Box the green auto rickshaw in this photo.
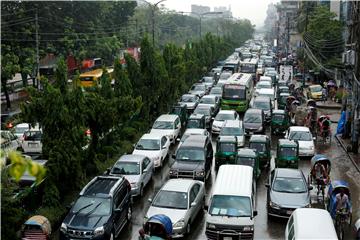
[249,135,271,168]
[277,86,289,99]
[275,139,299,169]
[215,136,238,170]
[278,92,290,110]
[187,114,206,129]
[170,103,188,127]
[271,110,290,135]
[236,148,261,179]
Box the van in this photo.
[285,208,337,240]
[205,165,257,240]
[150,114,181,144]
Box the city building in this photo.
[191,4,210,16]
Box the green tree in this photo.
[114,59,132,97]
[124,54,141,98]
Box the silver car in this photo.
[110,154,154,197]
[145,179,205,238]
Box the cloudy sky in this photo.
[146,0,280,28]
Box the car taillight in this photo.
[7,122,13,129]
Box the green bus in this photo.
[221,73,253,113]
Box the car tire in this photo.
[186,223,191,235]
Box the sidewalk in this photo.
[335,134,360,173]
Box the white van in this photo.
[285,208,337,240]
[150,114,181,144]
[205,165,257,240]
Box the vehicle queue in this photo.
[5,38,354,240]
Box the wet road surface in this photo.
[121,110,360,240]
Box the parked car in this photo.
[199,95,220,115]
[285,126,315,157]
[60,175,132,240]
[109,154,153,197]
[189,83,207,97]
[219,120,245,148]
[150,114,181,144]
[266,168,312,218]
[132,133,170,168]
[145,179,205,238]
[209,87,223,99]
[169,135,213,181]
[178,94,199,113]
[212,110,240,134]
[193,105,214,129]
[21,127,43,155]
[244,108,265,136]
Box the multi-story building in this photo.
[191,4,211,16]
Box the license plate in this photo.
[286,210,293,215]
[224,237,232,240]
[28,143,39,148]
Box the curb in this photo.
[335,134,360,173]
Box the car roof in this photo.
[196,104,212,110]
[162,179,198,192]
[291,209,337,239]
[189,114,205,120]
[223,120,242,128]
[237,148,257,157]
[117,154,146,163]
[278,138,297,146]
[218,135,237,142]
[289,126,310,132]
[258,81,271,85]
[180,135,208,148]
[246,108,262,114]
[217,110,236,115]
[249,134,269,142]
[257,88,274,94]
[15,123,30,128]
[181,94,196,98]
[275,168,303,178]
[140,133,163,140]
[310,84,322,88]
[254,96,270,102]
[155,114,178,122]
[273,109,286,114]
[201,95,216,99]
[184,128,207,135]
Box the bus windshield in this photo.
[223,85,245,100]
[241,64,256,73]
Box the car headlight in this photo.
[130,182,138,188]
[243,226,254,231]
[173,219,185,228]
[258,126,263,131]
[93,226,104,237]
[269,201,281,209]
[196,170,205,176]
[207,223,216,229]
[60,223,67,233]
[169,169,178,175]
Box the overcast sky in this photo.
[146,0,280,28]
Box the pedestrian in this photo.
[322,87,327,103]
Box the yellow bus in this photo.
[79,68,114,87]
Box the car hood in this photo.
[146,206,187,225]
[172,160,204,171]
[189,90,204,96]
[270,190,309,208]
[206,213,254,226]
[123,174,140,185]
[244,122,262,130]
[133,149,160,159]
[296,140,314,149]
[180,102,196,108]
[150,129,174,136]
[63,212,110,230]
[212,120,225,128]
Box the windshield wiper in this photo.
[74,203,94,214]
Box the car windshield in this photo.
[311,86,322,92]
[279,146,297,156]
[200,98,215,104]
[72,196,111,216]
[273,114,285,122]
[244,113,262,123]
[152,190,188,209]
[171,107,182,115]
[191,85,205,91]
[153,121,174,129]
[15,127,28,134]
[176,149,204,161]
[210,88,222,95]
[259,93,274,100]
[181,95,196,102]
[257,83,271,89]
[219,142,236,152]
[24,131,42,141]
[253,101,270,110]
[289,131,312,141]
[203,77,213,83]
[273,177,307,193]
[111,161,140,175]
[180,133,203,143]
[194,108,210,116]
[136,139,160,150]
[215,113,235,121]
[236,157,255,167]
[221,127,243,136]
[210,195,251,217]
[187,119,202,128]
[223,86,245,100]
[250,142,266,152]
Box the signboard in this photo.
[280,65,293,82]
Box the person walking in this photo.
[322,87,328,103]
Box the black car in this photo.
[169,135,213,181]
[243,108,265,136]
[266,168,312,218]
[60,175,132,240]
[193,105,215,129]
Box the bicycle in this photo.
[315,177,326,203]
[335,210,349,240]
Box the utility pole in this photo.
[35,9,40,90]
[286,16,290,59]
[303,4,309,87]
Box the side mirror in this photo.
[143,169,148,174]
[265,183,270,188]
[114,208,122,213]
[308,186,313,190]
[148,198,152,203]
[253,210,258,217]
[190,202,197,207]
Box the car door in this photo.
[267,170,275,206]
[160,136,169,160]
[142,157,152,186]
[190,183,202,217]
[114,185,130,234]
[174,117,181,138]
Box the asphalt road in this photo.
[120,107,360,240]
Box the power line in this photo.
[1,18,35,27]
[1,8,37,17]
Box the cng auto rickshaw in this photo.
[170,104,188,127]
[271,110,290,135]
[249,135,271,168]
[275,139,299,169]
[277,86,289,99]
[215,136,238,170]
[236,148,261,179]
[186,114,206,129]
[278,92,290,110]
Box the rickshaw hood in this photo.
[146,207,186,226]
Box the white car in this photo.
[259,76,272,85]
[285,126,315,157]
[21,127,43,154]
[219,120,245,147]
[255,81,273,95]
[212,110,240,134]
[13,123,31,141]
[150,114,181,144]
[133,133,170,168]
[255,88,275,105]
[177,128,210,149]
[145,179,205,238]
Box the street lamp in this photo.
[140,0,167,46]
[179,11,223,38]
